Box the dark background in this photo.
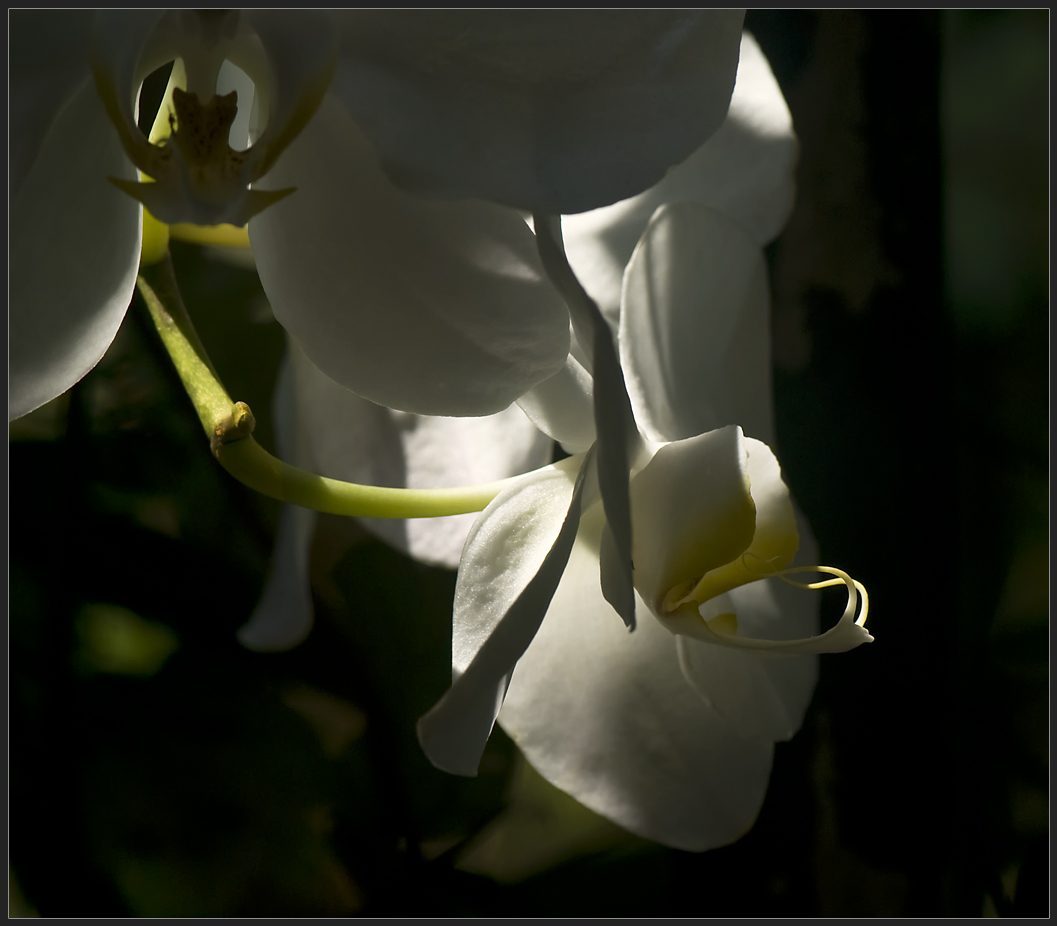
[9,11,1048,916]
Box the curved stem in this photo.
[137,257,563,518]
[216,437,529,518]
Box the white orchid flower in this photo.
[240,30,796,650]
[415,200,872,852]
[10,9,745,423]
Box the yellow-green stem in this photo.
[136,257,542,518]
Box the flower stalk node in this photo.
[210,400,256,458]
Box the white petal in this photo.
[620,202,775,445]
[287,341,552,569]
[516,352,596,453]
[332,11,744,213]
[676,509,820,742]
[499,505,774,852]
[562,31,796,322]
[451,466,579,676]
[9,10,93,199]
[9,78,141,420]
[239,349,317,651]
[418,460,584,775]
[250,93,570,417]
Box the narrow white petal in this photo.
[10,79,140,420]
[499,506,774,852]
[621,202,775,445]
[286,341,552,569]
[532,213,639,629]
[562,31,797,322]
[250,94,569,417]
[418,459,585,775]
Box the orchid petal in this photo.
[10,79,141,420]
[516,352,596,453]
[676,509,820,741]
[418,455,588,775]
[498,504,774,852]
[621,202,775,445]
[9,10,93,199]
[562,31,796,322]
[249,93,570,417]
[331,11,744,214]
[286,341,552,569]
[239,349,316,651]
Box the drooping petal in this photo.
[239,348,317,651]
[9,9,94,199]
[286,340,552,569]
[9,79,141,420]
[629,425,757,617]
[675,508,820,742]
[498,504,774,852]
[238,500,317,651]
[418,456,587,775]
[620,202,775,445]
[331,11,744,214]
[562,31,796,323]
[533,214,640,629]
[249,93,570,417]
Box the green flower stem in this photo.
[136,256,543,518]
[217,437,520,518]
[137,256,230,437]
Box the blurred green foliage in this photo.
[9,11,1047,917]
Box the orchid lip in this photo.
[660,556,873,656]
